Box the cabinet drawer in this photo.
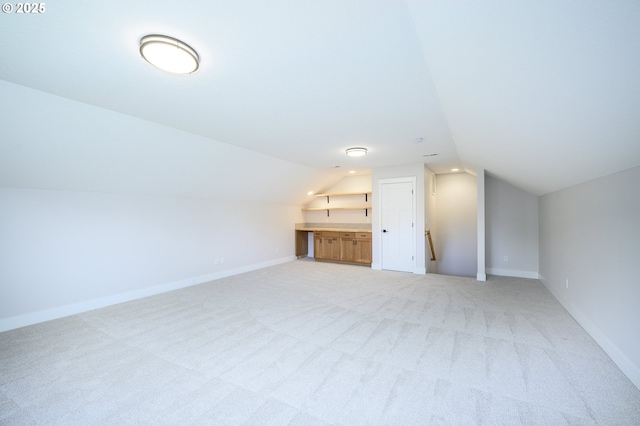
[356,233,371,239]
[314,231,339,238]
[340,232,354,238]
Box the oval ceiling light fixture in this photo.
[139,34,199,74]
[346,147,368,157]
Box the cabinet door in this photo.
[354,238,372,264]
[314,232,326,259]
[354,233,372,264]
[340,235,355,262]
[315,232,340,261]
[326,237,341,261]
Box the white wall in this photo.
[486,174,539,278]
[318,174,372,195]
[539,166,640,390]
[0,188,301,331]
[435,172,477,277]
[0,81,337,331]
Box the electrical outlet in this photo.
[503,256,509,262]
[220,257,224,264]
[214,258,219,265]
[566,278,569,289]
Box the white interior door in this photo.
[380,180,415,272]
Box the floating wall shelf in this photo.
[314,192,371,203]
[302,192,372,217]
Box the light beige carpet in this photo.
[1,260,639,425]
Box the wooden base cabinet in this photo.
[314,231,341,261]
[340,233,356,263]
[315,231,371,265]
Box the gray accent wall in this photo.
[435,172,477,277]
[486,174,539,278]
[539,166,640,389]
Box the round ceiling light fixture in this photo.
[139,34,200,74]
[345,147,368,157]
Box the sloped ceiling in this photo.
[1,0,639,198]
[0,81,338,205]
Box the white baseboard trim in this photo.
[486,268,539,279]
[477,273,487,281]
[0,255,296,333]
[539,274,640,391]
[369,262,420,274]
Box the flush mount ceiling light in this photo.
[139,34,199,74]
[345,147,368,157]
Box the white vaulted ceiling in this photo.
[1,0,639,198]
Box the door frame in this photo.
[375,176,417,273]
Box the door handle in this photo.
[382,229,389,233]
